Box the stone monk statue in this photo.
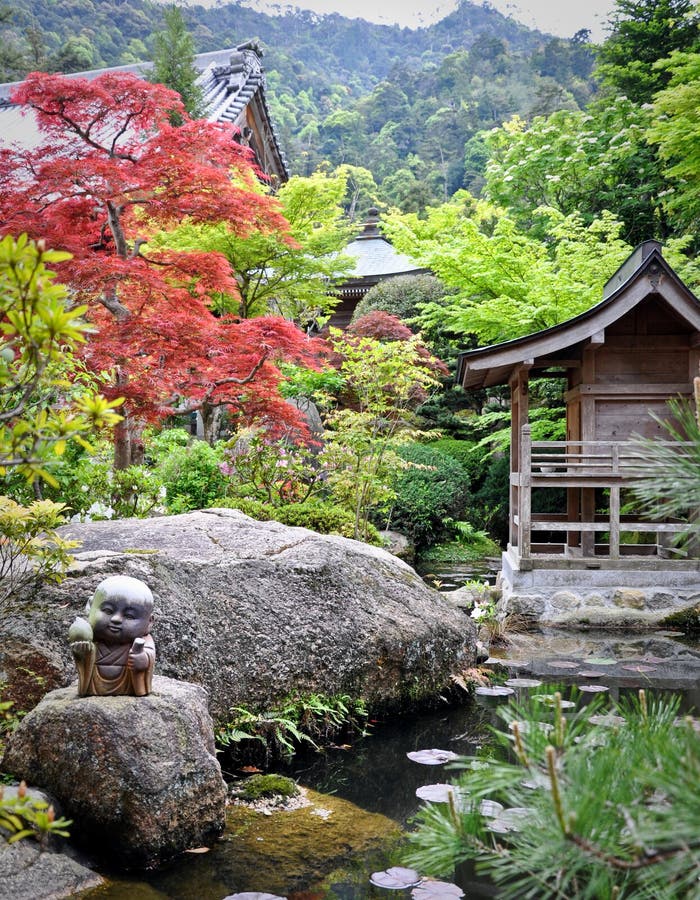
[69,575,156,697]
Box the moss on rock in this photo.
[660,603,700,634]
[222,787,403,895]
[235,774,299,801]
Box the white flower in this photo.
[80,484,89,492]
[87,501,114,520]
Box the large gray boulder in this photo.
[1,509,475,719]
[2,677,227,869]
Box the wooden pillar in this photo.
[520,423,532,560]
[580,344,597,557]
[509,365,531,551]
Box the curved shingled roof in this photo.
[342,208,423,280]
[456,241,700,389]
[0,42,288,181]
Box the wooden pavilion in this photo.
[456,241,700,616]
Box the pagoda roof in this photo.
[342,208,425,280]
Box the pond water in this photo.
[87,629,700,900]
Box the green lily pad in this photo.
[585,657,617,665]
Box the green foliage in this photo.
[418,523,500,566]
[0,234,122,483]
[483,100,671,245]
[385,198,634,344]
[217,693,369,762]
[278,363,345,406]
[0,497,78,613]
[351,274,451,327]
[659,603,700,634]
[234,773,299,802]
[148,5,204,121]
[407,688,700,898]
[429,438,484,487]
[648,51,700,240]
[220,427,321,505]
[159,439,228,512]
[0,781,72,847]
[382,443,470,550]
[594,0,700,104]
[321,328,441,541]
[212,497,382,545]
[471,454,510,545]
[155,170,354,326]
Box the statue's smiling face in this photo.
[90,594,153,645]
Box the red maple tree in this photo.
[0,71,320,466]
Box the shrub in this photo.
[351,274,450,325]
[0,497,78,613]
[471,454,510,545]
[213,498,382,545]
[407,689,700,899]
[382,443,470,549]
[159,440,228,512]
[217,693,369,762]
[429,438,485,487]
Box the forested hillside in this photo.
[0,0,595,208]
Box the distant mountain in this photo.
[0,0,596,209]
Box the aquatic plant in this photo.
[406,688,700,898]
[217,693,370,762]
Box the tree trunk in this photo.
[201,402,224,445]
[113,417,132,470]
[113,415,145,469]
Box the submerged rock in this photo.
[2,509,476,719]
[2,677,227,869]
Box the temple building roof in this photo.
[0,42,288,182]
[456,241,700,390]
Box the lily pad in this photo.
[509,720,553,735]
[224,894,286,900]
[412,880,464,899]
[535,695,576,708]
[585,657,617,665]
[589,714,626,727]
[620,664,656,673]
[406,749,459,765]
[639,655,666,664]
[415,783,455,803]
[475,685,515,697]
[547,660,579,669]
[578,684,609,693]
[479,798,504,817]
[577,670,605,678]
[370,867,422,889]
[486,806,532,833]
[504,678,543,688]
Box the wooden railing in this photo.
[511,426,694,561]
